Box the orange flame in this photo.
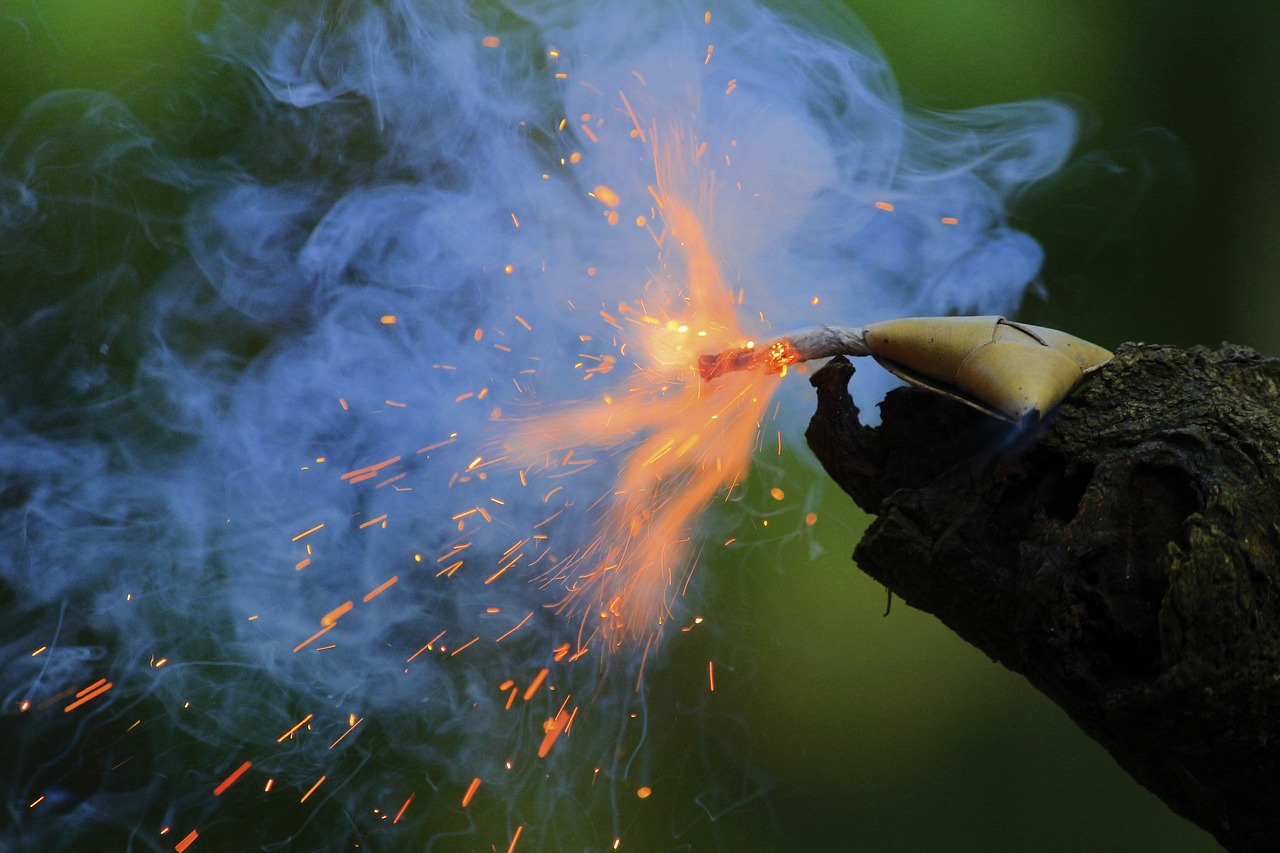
[507,128,778,650]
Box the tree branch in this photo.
[804,343,1280,852]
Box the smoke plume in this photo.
[0,0,1075,849]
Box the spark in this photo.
[537,709,572,757]
[289,622,330,648]
[64,679,113,712]
[708,660,716,692]
[462,777,481,807]
[875,200,894,211]
[341,455,401,483]
[362,575,398,602]
[358,514,388,529]
[291,523,325,541]
[941,216,959,225]
[393,792,415,824]
[508,826,525,853]
[592,185,620,207]
[523,668,549,700]
[329,717,363,749]
[277,713,313,742]
[495,612,533,642]
[321,601,353,626]
[375,471,406,488]
[175,830,199,852]
[380,315,397,324]
[213,761,253,796]
[417,435,457,454]
[299,775,326,803]
[482,35,500,48]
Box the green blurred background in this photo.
[6,0,1273,849]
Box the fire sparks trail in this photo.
[508,128,782,650]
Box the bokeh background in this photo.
[5,0,1273,849]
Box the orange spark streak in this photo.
[537,710,571,758]
[213,761,252,796]
[508,825,524,853]
[321,601,353,626]
[329,717,363,749]
[417,436,457,454]
[64,681,113,712]
[175,829,199,852]
[523,668,549,700]
[341,455,401,481]
[76,678,106,696]
[277,714,313,742]
[292,624,334,653]
[618,91,645,141]
[292,523,325,541]
[294,557,311,571]
[393,792,415,824]
[708,660,715,692]
[461,777,481,807]
[496,612,533,642]
[363,576,398,602]
[359,514,388,529]
[450,637,479,656]
[300,775,326,803]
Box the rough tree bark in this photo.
[804,343,1280,853]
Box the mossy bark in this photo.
[804,343,1280,852]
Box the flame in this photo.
[507,127,779,650]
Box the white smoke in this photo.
[0,0,1075,849]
